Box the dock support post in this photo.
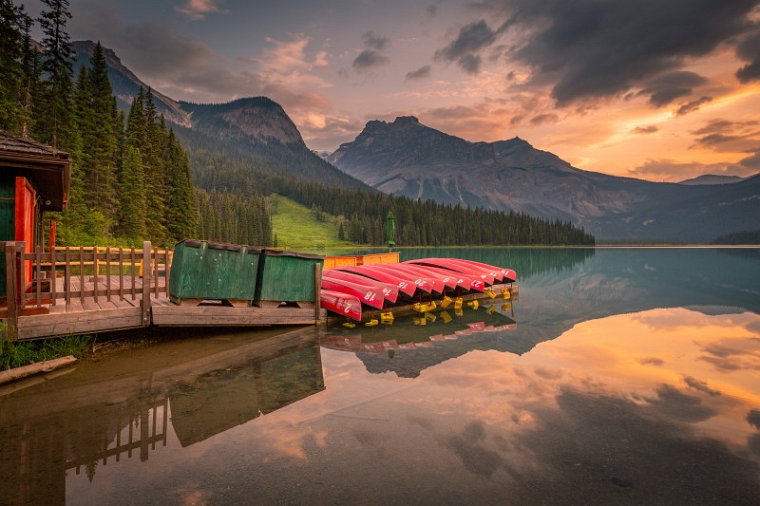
[4,242,19,340]
[314,262,322,324]
[141,241,152,327]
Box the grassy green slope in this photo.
[270,195,355,249]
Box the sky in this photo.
[23,0,760,181]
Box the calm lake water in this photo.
[2,247,760,505]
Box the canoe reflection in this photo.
[321,303,518,378]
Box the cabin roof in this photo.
[0,130,70,211]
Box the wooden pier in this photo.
[1,241,326,341]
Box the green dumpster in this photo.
[254,249,324,305]
[170,240,261,303]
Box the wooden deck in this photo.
[2,241,325,341]
[12,274,324,340]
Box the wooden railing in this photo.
[2,241,172,340]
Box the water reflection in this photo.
[1,248,759,504]
[0,332,324,506]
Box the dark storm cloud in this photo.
[639,71,708,107]
[631,125,658,135]
[735,28,760,82]
[691,118,760,152]
[647,384,717,422]
[747,409,760,430]
[453,0,757,105]
[405,65,432,80]
[683,376,722,396]
[434,19,497,73]
[529,113,557,125]
[458,53,482,74]
[352,49,390,72]
[362,31,389,51]
[675,96,712,116]
[740,151,760,169]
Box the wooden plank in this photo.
[164,249,170,295]
[35,244,41,308]
[4,242,18,340]
[65,246,70,304]
[93,247,99,304]
[79,246,85,304]
[17,306,144,339]
[151,305,326,327]
[141,242,151,326]
[106,246,111,302]
[153,247,159,298]
[119,248,124,300]
[51,245,56,306]
[314,262,321,322]
[130,247,136,300]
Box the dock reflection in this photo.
[0,332,324,506]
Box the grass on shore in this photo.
[270,194,356,249]
[0,331,93,371]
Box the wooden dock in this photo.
[1,241,325,341]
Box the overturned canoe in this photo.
[335,265,425,297]
[321,275,386,310]
[322,269,399,303]
[320,289,362,321]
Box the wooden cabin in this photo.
[0,131,70,298]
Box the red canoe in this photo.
[399,264,459,290]
[369,264,446,294]
[408,258,496,285]
[405,264,485,292]
[336,265,425,297]
[446,258,517,283]
[321,276,386,310]
[360,263,443,294]
[322,269,399,303]
[320,289,362,321]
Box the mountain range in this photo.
[329,117,760,242]
[72,40,760,243]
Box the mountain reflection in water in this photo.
[0,248,758,505]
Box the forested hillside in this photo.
[0,1,197,246]
[190,149,595,246]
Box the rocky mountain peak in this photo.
[179,97,305,146]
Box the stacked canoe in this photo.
[320,258,517,321]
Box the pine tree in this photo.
[0,0,27,133]
[163,129,197,242]
[116,146,146,240]
[37,0,73,148]
[82,41,118,217]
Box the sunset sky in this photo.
[25,0,760,181]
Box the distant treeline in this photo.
[196,189,273,246]
[189,149,596,246]
[712,229,760,245]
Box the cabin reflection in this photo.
[0,333,324,506]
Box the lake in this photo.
[1,247,759,505]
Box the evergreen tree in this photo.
[116,146,146,240]
[37,0,73,148]
[0,0,27,133]
[163,129,197,241]
[82,42,118,216]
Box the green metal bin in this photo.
[254,249,324,304]
[170,240,261,303]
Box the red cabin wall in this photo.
[14,176,36,287]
